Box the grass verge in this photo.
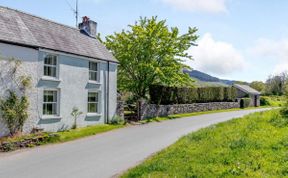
[122,109,288,178]
[52,124,124,143]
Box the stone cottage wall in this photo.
[138,101,240,120]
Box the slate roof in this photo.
[0,6,117,63]
[233,84,261,95]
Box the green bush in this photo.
[110,115,126,125]
[260,95,285,107]
[0,91,29,136]
[149,85,237,104]
[260,97,270,106]
[240,98,251,108]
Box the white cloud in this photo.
[250,38,288,74]
[186,33,246,75]
[160,0,228,13]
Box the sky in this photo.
[1,0,288,82]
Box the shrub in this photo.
[0,91,29,136]
[240,98,251,108]
[71,107,83,129]
[110,115,126,125]
[260,97,270,106]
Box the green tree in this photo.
[265,72,287,95]
[104,17,198,99]
[250,81,265,92]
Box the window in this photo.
[89,62,98,81]
[88,92,99,113]
[43,90,58,115]
[44,54,57,78]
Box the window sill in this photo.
[41,115,62,120]
[88,80,101,85]
[41,76,61,82]
[86,113,102,117]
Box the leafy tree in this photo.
[104,17,198,99]
[250,81,265,92]
[265,72,287,95]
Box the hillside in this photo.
[184,69,246,86]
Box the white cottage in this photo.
[0,6,118,137]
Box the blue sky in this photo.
[1,0,288,82]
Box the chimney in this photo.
[78,16,97,38]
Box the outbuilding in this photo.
[233,84,261,107]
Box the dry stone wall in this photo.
[138,100,240,120]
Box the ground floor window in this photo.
[43,90,58,115]
[88,91,99,113]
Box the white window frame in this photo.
[89,61,100,83]
[43,54,58,78]
[87,91,100,114]
[43,89,60,116]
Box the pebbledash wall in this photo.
[138,100,240,120]
[0,43,117,137]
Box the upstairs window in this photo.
[43,90,59,115]
[89,62,98,82]
[88,92,99,113]
[44,54,58,78]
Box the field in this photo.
[122,109,288,178]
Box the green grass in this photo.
[261,95,285,107]
[122,109,288,178]
[140,106,270,124]
[54,124,124,143]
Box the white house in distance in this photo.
[0,6,118,137]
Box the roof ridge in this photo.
[0,6,80,32]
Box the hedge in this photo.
[240,98,251,108]
[149,85,237,105]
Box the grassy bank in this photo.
[122,109,288,178]
[53,124,124,143]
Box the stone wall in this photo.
[116,100,125,119]
[138,101,240,120]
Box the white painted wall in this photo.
[0,43,39,137]
[0,43,118,137]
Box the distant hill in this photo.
[184,69,244,86]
